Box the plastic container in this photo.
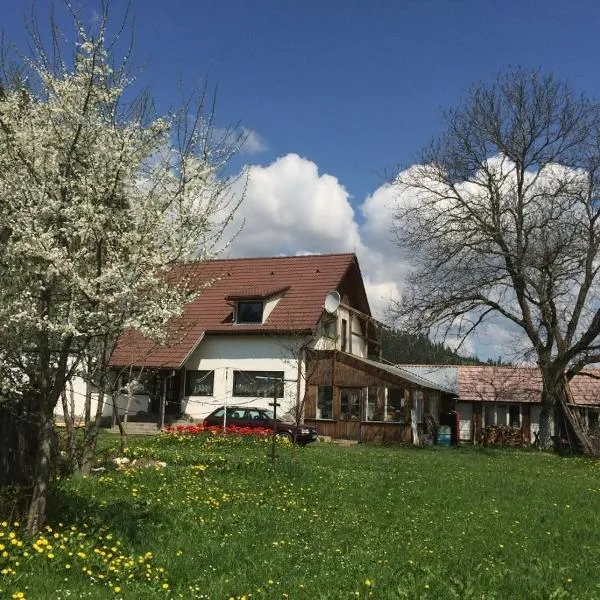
[437,425,451,447]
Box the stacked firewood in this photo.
[480,425,524,447]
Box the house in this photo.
[389,365,600,445]
[58,252,599,446]
[54,253,456,439]
[303,353,456,443]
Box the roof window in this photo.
[236,301,263,324]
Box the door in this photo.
[337,388,362,440]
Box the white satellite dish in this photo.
[324,290,341,314]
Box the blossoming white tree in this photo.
[0,5,242,532]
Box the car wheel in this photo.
[276,431,293,442]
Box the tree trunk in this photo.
[538,360,565,450]
[80,388,105,475]
[114,396,128,454]
[26,404,54,534]
[60,383,77,470]
[538,397,554,450]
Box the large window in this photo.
[233,370,284,397]
[236,301,263,324]
[185,370,214,396]
[340,388,361,421]
[316,386,333,419]
[484,404,495,427]
[365,387,406,422]
[484,404,521,427]
[366,387,384,421]
[387,388,405,422]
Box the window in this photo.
[589,409,599,430]
[364,387,406,422]
[413,389,424,423]
[185,370,214,396]
[387,388,405,422]
[120,371,156,396]
[341,318,348,351]
[496,405,508,427]
[316,386,333,419]
[508,404,521,428]
[246,408,269,423]
[366,387,384,421]
[340,388,361,420]
[233,370,284,397]
[322,316,336,338]
[484,404,521,427]
[236,301,263,324]
[227,407,246,419]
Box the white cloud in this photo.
[222,153,514,360]
[240,128,268,155]
[212,126,268,156]
[227,153,362,257]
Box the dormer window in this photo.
[236,301,263,324]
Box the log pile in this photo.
[480,425,524,447]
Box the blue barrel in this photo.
[437,425,451,447]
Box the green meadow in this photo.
[2,432,600,599]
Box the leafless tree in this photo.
[392,69,600,449]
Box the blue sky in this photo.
[3,0,600,359]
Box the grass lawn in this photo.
[2,433,600,599]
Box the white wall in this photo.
[336,306,368,357]
[53,376,90,423]
[53,379,149,423]
[182,334,307,421]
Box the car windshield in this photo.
[263,409,283,422]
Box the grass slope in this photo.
[3,434,600,599]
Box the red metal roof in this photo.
[111,253,366,368]
[457,366,600,406]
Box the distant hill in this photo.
[380,329,494,365]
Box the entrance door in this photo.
[337,388,362,440]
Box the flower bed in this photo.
[162,424,272,437]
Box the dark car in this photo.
[202,405,318,445]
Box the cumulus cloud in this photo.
[221,152,505,359]
[226,153,363,257]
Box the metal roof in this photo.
[355,356,457,394]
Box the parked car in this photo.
[202,405,318,445]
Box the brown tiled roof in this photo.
[110,253,366,368]
[225,286,291,300]
[457,366,600,406]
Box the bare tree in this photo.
[392,69,600,449]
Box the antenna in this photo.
[324,291,341,314]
